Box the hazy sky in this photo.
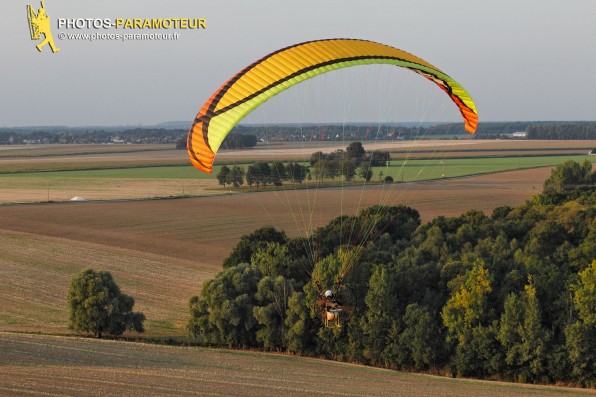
[3,0,596,127]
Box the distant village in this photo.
[0,121,594,145]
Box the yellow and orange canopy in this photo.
[188,38,478,173]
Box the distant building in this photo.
[502,131,527,139]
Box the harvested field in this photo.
[1,332,593,397]
[0,175,219,203]
[0,167,555,263]
[0,230,215,336]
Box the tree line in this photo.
[216,161,311,188]
[216,142,392,188]
[4,121,595,146]
[526,122,596,140]
[213,121,596,140]
[188,160,596,387]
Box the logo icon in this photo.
[27,1,60,53]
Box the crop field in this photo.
[1,333,593,397]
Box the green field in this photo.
[0,154,591,181]
[382,155,594,181]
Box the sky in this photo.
[2,0,596,127]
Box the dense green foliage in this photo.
[68,269,145,338]
[188,161,596,386]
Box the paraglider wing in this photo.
[187,38,478,173]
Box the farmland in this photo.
[0,139,595,395]
[0,140,594,203]
[1,332,593,397]
[0,166,573,336]
[0,140,594,337]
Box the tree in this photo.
[253,275,295,350]
[442,260,492,342]
[223,227,288,268]
[498,282,549,382]
[346,142,366,164]
[323,159,340,180]
[187,263,262,348]
[565,260,596,386]
[217,165,230,187]
[228,165,245,188]
[312,160,326,182]
[572,260,596,326]
[543,160,593,194]
[251,241,301,280]
[340,159,357,181]
[368,150,390,167]
[246,164,257,187]
[284,292,317,354]
[441,260,501,376]
[270,161,287,186]
[286,162,309,183]
[310,151,325,166]
[358,161,373,182]
[67,269,145,338]
[254,161,271,187]
[398,304,442,370]
[361,266,399,366]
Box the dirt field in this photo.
[1,333,593,397]
[0,167,553,263]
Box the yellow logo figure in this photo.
[27,1,60,53]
